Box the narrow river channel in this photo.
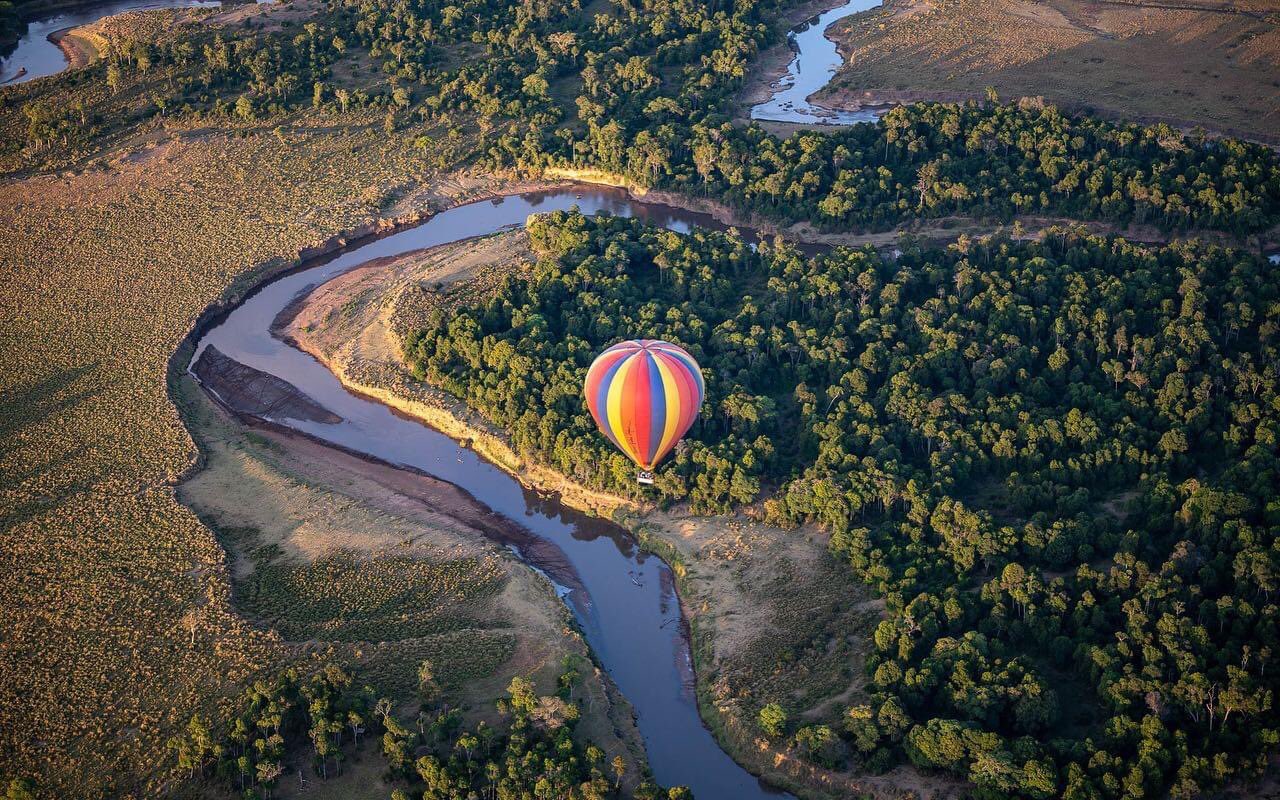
[750,0,883,125]
[172,0,890,794]
[191,188,793,799]
[1,0,224,84]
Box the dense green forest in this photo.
[11,0,1280,235]
[406,211,1279,798]
[0,1,23,58]
[163,660,682,799]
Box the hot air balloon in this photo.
[583,339,705,484]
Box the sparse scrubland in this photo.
[822,0,1280,142]
[0,109,480,795]
[1,0,1278,795]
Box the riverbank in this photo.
[265,218,964,799]
[173,360,653,792]
[737,0,885,125]
[49,25,95,70]
[817,0,1280,146]
[551,168,1280,254]
[738,0,849,110]
[0,0,262,86]
[0,107,565,794]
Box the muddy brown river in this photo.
[190,187,794,798]
[178,0,895,791]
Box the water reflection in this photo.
[0,0,282,84]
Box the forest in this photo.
[161,659,683,800]
[405,211,1279,798]
[4,0,1278,796]
[13,0,1280,236]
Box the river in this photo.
[750,0,883,125]
[1,0,222,85]
[191,187,795,799]
[165,0,888,794]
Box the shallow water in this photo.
[2,0,222,85]
[192,187,791,799]
[750,0,883,125]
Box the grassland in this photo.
[174,373,647,774]
[278,227,963,799]
[0,87,621,793]
[820,0,1280,141]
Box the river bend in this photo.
[2,0,227,85]
[750,0,883,125]
[191,188,791,799]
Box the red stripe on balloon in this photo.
[632,352,653,466]
[619,351,643,465]
[584,347,631,429]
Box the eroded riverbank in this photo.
[183,186,813,798]
[173,360,653,792]
[747,0,886,125]
[177,166,1274,796]
[0,0,222,83]
[255,202,948,799]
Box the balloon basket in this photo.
[636,470,655,485]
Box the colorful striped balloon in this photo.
[583,339,705,471]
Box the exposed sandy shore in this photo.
[174,166,1273,798]
[174,368,652,788]
[192,345,340,423]
[735,0,883,119]
[268,222,965,799]
[49,26,95,70]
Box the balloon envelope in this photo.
[583,339,705,471]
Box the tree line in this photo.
[15,0,1280,237]
[405,211,1279,798]
[165,658,686,799]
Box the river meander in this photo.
[168,0,895,793]
[750,0,883,125]
[191,187,794,799]
[2,0,222,84]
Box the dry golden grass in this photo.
[822,0,1280,140]
[174,378,643,761]
[0,118,467,795]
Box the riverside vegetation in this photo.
[6,0,1280,235]
[159,659,668,800]
[2,0,1279,796]
[405,211,1280,798]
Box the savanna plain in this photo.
[1,0,1279,798]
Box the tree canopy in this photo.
[407,211,1280,798]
